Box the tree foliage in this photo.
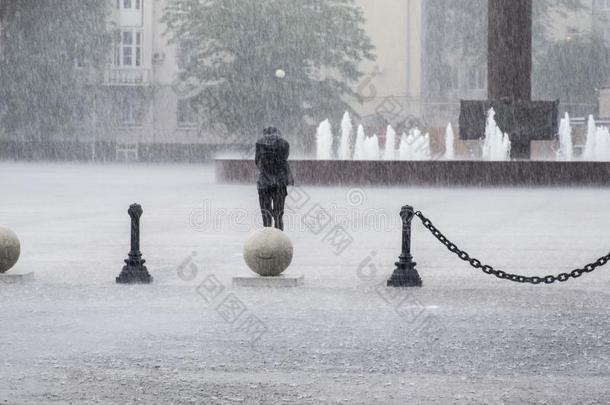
[534,36,610,105]
[0,0,110,141]
[163,0,375,139]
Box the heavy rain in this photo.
[1,0,609,403]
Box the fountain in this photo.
[217,110,610,186]
[398,133,411,161]
[481,109,511,161]
[595,127,610,161]
[583,115,597,161]
[557,113,574,162]
[316,119,333,160]
[583,115,610,162]
[399,128,431,161]
[363,134,380,161]
[339,112,353,161]
[444,123,455,160]
[383,125,397,161]
[353,125,366,161]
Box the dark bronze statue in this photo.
[255,127,294,231]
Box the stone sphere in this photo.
[244,228,293,277]
[0,226,20,274]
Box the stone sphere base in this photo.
[243,228,293,277]
[0,226,20,274]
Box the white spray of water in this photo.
[582,115,610,161]
[583,115,597,161]
[383,125,397,161]
[399,133,409,160]
[339,111,353,160]
[557,112,574,162]
[417,130,432,160]
[482,109,511,161]
[399,128,431,160]
[353,125,366,160]
[316,119,333,160]
[363,134,380,160]
[594,127,610,161]
[444,123,455,160]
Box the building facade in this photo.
[99,0,231,160]
[352,0,424,132]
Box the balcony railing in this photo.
[103,67,151,86]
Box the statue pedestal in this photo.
[233,274,304,288]
[459,99,559,159]
[0,271,35,284]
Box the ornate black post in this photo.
[116,204,153,284]
[387,206,422,287]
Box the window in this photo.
[117,94,145,126]
[467,66,486,90]
[123,32,133,65]
[114,30,142,67]
[72,46,87,68]
[177,99,199,127]
[440,65,459,92]
[117,0,140,9]
[136,32,141,66]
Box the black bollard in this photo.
[116,204,153,284]
[387,205,423,287]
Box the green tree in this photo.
[163,0,375,140]
[534,36,610,106]
[0,0,110,141]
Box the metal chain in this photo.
[414,211,610,285]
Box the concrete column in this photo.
[487,0,532,101]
